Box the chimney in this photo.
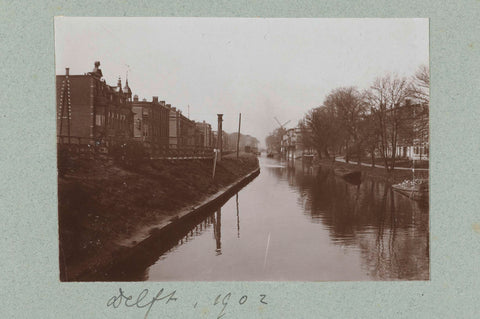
[133,95,139,102]
[172,107,176,111]
[167,104,171,108]
[152,96,158,103]
[142,98,147,102]
[65,68,70,76]
[160,101,165,106]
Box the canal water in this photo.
[115,156,429,281]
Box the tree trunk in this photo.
[355,137,361,166]
[345,140,349,163]
[391,122,398,171]
[316,147,322,159]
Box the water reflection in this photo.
[213,208,222,255]
[100,156,428,281]
[267,160,429,280]
[236,194,240,238]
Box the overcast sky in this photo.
[55,18,428,147]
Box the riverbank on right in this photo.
[315,157,429,185]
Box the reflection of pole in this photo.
[236,113,241,159]
[236,193,240,238]
[389,187,397,257]
[217,114,223,162]
[214,208,222,255]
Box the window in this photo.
[95,114,104,126]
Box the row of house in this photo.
[56,62,215,156]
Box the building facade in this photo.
[131,95,170,155]
[57,61,255,158]
[56,65,132,148]
[195,121,214,149]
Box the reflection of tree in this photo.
[288,162,429,280]
[356,189,429,280]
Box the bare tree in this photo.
[367,74,411,171]
[358,108,380,167]
[408,65,430,105]
[305,106,340,159]
[297,119,314,156]
[323,87,366,163]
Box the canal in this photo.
[110,156,429,281]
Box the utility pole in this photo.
[217,114,223,162]
[236,113,241,159]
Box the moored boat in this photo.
[392,179,428,201]
[334,168,361,179]
[334,168,362,184]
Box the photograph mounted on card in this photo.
[55,17,429,281]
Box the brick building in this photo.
[168,105,180,148]
[195,121,213,149]
[56,63,132,148]
[169,106,197,149]
[180,113,196,149]
[131,95,170,155]
[395,102,429,160]
[57,61,228,158]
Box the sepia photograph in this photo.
[55,17,429,281]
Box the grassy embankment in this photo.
[315,157,429,184]
[58,152,258,281]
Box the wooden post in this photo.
[236,113,241,159]
[217,114,223,162]
[212,149,218,179]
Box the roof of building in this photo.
[123,79,132,95]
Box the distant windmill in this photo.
[274,116,291,129]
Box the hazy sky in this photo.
[55,18,428,146]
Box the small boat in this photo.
[334,168,362,184]
[392,104,429,202]
[392,179,428,201]
[334,168,361,179]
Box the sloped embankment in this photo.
[58,154,259,281]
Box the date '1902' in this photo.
[107,288,268,319]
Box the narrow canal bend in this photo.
[110,156,429,281]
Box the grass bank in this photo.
[58,152,259,281]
